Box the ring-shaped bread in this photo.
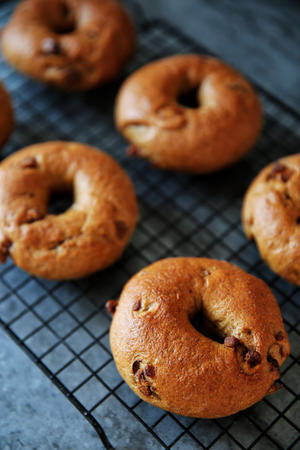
[0,141,138,279]
[110,257,289,418]
[115,54,262,173]
[1,0,135,90]
[243,154,300,285]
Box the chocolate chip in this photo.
[281,172,290,182]
[267,354,279,369]
[0,235,11,263]
[266,161,292,182]
[20,157,38,169]
[22,209,44,224]
[296,217,300,225]
[115,220,128,239]
[275,331,284,341]
[245,350,261,367]
[224,336,240,348]
[132,360,141,374]
[42,38,61,55]
[144,364,155,378]
[105,299,118,315]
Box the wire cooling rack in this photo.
[0,1,300,449]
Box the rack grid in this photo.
[0,2,299,449]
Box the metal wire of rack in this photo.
[0,1,299,449]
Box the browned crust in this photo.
[0,141,138,279]
[0,81,13,149]
[110,257,289,418]
[242,154,300,286]
[1,0,136,90]
[115,54,262,174]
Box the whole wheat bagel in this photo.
[1,0,135,90]
[0,81,13,149]
[243,154,300,285]
[115,54,262,174]
[0,141,138,279]
[109,257,289,418]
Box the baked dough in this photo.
[243,154,300,285]
[1,0,135,90]
[115,54,262,173]
[110,257,289,418]
[0,81,13,149]
[0,141,138,279]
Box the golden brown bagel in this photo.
[1,0,135,90]
[243,154,300,285]
[0,141,138,279]
[115,54,262,174]
[0,81,13,149]
[110,257,289,418]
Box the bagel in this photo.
[0,141,138,279]
[109,257,289,418]
[0,81,13,149]
[243,154,300,285]
[115,54,262,174]
[1,0,135,90]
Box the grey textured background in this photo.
[135,0,300,112]
[1,1,299,449]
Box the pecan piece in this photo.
[105,299,118,315]
[245,350,261,367]
[138,370,146,383]
[132,299,141,311]
[224,336,240,348]
[42,38,61,55]
[275,331,284,341]
[138,384,152,397]
[144,364,155,378]
[20,157,38,169]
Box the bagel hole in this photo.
[177,86,199,109]
[52,21,76,34]
[48,190,73,215]
[191,311,224,344]
[51,3,76,35]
